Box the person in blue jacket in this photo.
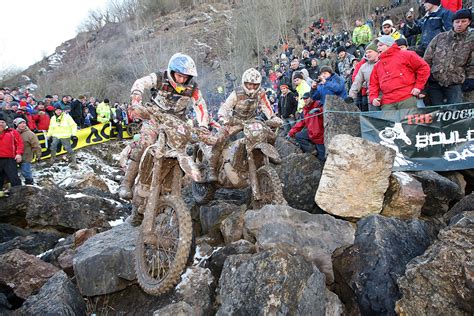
[311,66,347,105]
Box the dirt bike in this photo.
[191,117,287,209]
[131,103,211,296]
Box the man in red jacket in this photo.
[441,0,462,13]
[0,113,24,187]
[369,35,430,110]
[287,92,325,161]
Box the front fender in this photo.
[252,143,282,164]
[177,155,204,183]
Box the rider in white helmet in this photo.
[120,53,211,224]
[207,68,281,181]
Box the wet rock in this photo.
[217,250,326,315]
[412,171,463,216]
[323,95,361,148]
[396,212,474,316]
[0,249,59,299]
[444,193,474,224]
[0,185,113,232]
[274,136,303,158]
[244,205,355,284]
[176,266,214,314]
[73,223,138,296]
[58,171,110,192]
[220,210,245,244]
[315,134,395,219]
[275,153,323,213]
[325,289,344,316]
[16,271,86,315]
[154,301,194,315]
[0,224,28,243]
[208,240,256,279]
[332,215,436,315]
[0,230,62,256]
[199,201,244,235]
[382,172,425,219]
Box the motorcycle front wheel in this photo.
[135,196,192,296]
[251,165,287,209]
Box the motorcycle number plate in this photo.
[249,123,263,131]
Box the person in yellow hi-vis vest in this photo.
[47,104,78,168]
[96,98,111,124]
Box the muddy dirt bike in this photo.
[131,103,212,296]
[191,116,287,209]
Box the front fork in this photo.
[247,148,269,202]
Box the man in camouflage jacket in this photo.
[424,9,473,105]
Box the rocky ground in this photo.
[0,98,473,315]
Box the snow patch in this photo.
[65,193,89,199]
[109,217,124,227]
[36,248,54,258]
[393,172,413,186]
[58,238,65,242]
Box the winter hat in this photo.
[104,98,110,103]
[320,66,334,75]
[54,103,63,110]
[382,19,394,27]
[13,117,26,127]
[10,101,19,107]
[365,41,378,52]
[336,46,346,54]
[452,9,472,21]
[302,92,311,99]
[424,0,440,5]
[395,38,408,47]
[376,35,395,47]
[293,72,304,80]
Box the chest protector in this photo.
[150,71,197,120]
[232,86,261,120]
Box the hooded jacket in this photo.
[17,126,42,162]
[369,44,430,105]
[288,100,324,144]
[0,127,24,158]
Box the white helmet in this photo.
[241,68,262,96]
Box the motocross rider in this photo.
[119,53,211,222]
[208,67,282,181]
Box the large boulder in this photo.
[176,266,214,315]
[323,95,361,148]
[154,302,194,315]
[274,136,303,158]
[0,249,59,300]
[396,212,474,315]
[199,201,244,235]
[244,205,355,284]
[411,171,463,216]
[208,239,257,279]
[382,172,425,219]
[275,153,323,213]
[0,230,62,256]
[58,171,110,192]
[16,271,86,315]
[0,223,28,243]
[217,250,326,315]
[315,134,395,219]
[0,185,115,232]
[73,223,138,296]
[332,215,436,315]
[444,193,474,223]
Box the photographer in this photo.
[311,66,348,105]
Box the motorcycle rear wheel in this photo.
[251,165,287,209]
[135,196,192,295]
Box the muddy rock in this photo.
[244,205,355,284]
[396,212,474,315]
[275,153,323,213]
[73,223,138,296]
[323,95,361,148]
[16,271,86,315]
[332,215,436,315]
[0,249,59,300]
[217,250,326,315]
[382,172,425,219]
[220,210,245,244]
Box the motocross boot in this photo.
[207,131,228,182]
[129,205,144,227]
[118,160,139,200]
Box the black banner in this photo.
[360,103,474,171]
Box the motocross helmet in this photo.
[241,68,262,97]
[167,53,198,94]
